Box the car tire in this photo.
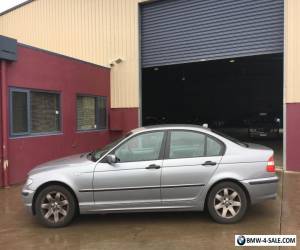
[35,185,77,228]
[207,182,248,224]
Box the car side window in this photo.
[114,131,164,162]
[206,136,223,156]
[169,131,205,159]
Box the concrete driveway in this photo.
[0,172,299,250]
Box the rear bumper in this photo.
[241,176,279,204]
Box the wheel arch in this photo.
[204,178,251,210]
[32,181,79,215]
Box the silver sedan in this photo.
[22,125,279,227]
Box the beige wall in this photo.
[0,0,148,108]
[285,0,300,103]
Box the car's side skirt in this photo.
[80,205,201,214]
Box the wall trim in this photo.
[0,0,33,16]
[18,43,110,70]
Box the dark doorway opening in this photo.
[142,53,283,166]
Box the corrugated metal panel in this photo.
[285,0,300,103]
[141,0,284,68]
[0,0,148,108]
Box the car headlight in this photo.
[25,177,33,187]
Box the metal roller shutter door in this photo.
[141,0,284,68]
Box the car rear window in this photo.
[212,130,248,148]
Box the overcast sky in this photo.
[0,0,28,14]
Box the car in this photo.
[247,112,281,138]
[22,124,279,227]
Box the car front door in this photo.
[92,131,166,211]
[161,130,224,207]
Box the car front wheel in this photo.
[207,182,248,223]
[35,185,76,227]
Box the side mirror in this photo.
[106,154,118,164]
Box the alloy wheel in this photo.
[214,188,242,219]
[40,191,69,223]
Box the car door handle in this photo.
[202,161,217,166]
[146,164,161,169]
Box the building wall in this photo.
[1,0,300,172]
[285,0,300,172]
[3,44,138,185]
[285,0,300,103]
[0,65,3,187]
[286,104,300,172]
[0,0,147,109]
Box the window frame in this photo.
[165,129,226,160]
[9,87,62,138]
[76,94,108,132]
[102,130,168,163]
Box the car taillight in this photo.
[266,155,275,172]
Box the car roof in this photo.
[131,124,211,133]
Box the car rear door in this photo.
[92,130,166,210]
[161,130,224,207]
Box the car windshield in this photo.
[87,132,132,162]
[212,130,248,147]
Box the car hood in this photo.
[28,153,92,176]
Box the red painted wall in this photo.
[110,108,139,132]
[0,65,3,187]
[3,45,139,185]
[286,103,300,172]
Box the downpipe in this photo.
[1,60,9,188]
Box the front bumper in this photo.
[21,186,35,214]
[241,176,279,204]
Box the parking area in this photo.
[0,172,299,250]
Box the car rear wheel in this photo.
[35,185,76,228]
[207,182,248,223]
